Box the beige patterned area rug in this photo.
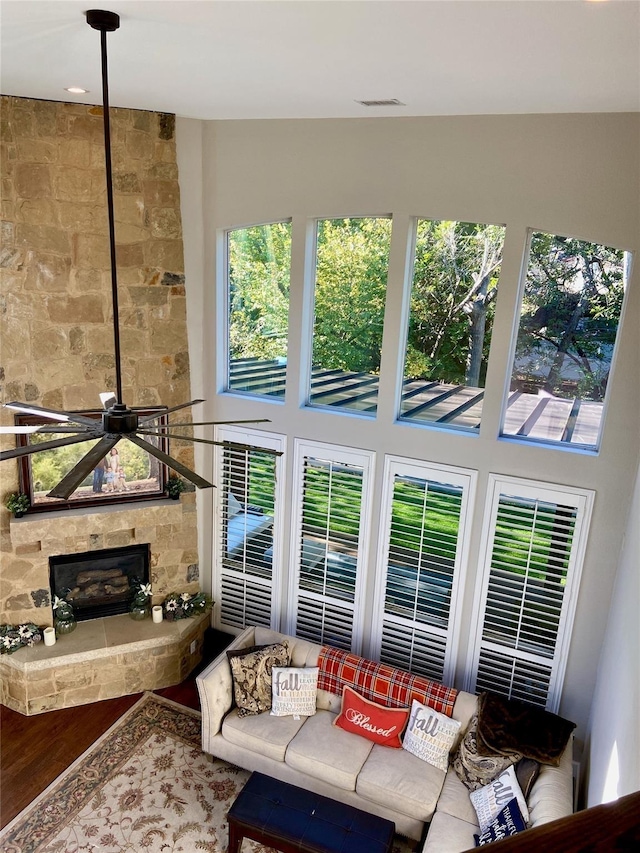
[1,693,414,853]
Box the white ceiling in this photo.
[1,0,639,120]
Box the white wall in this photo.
[586,459,640,805]
[176,113,640,755]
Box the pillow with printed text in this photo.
[402,698,461,772]
[333,685,409,748]
[474,798,527,846]
[470,764,530,832]
[271,666,319,717]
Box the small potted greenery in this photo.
[5,492,30,518]
[167,475,185,500]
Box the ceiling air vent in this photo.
[356,98,406,107]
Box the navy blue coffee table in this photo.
[227,771,396,853]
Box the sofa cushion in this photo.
[421,810,479,853]
[435,767,481,825]
[451,713,521,791]
[285,709,373,790]
[474,797,527,846]
[402,700,461,771]
[356,742,447,822]
[333,686,409,748]
[271,666,319,717]
[222,707,306,762]
[470,765,529,831]
[227,641,290,717]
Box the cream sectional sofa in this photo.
[196,626,574,849]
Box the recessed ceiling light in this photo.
[65,86,89,94]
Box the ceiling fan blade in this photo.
[4,402,98,427]
[0,431,102,462]
[137,430,283,457]
[0,426,44,435]
[146,419,271,428]
[136,400,205,425]
[137,429,228,449]
[0,425,95,435]
[47,436,120,499]
[127,433,214,489]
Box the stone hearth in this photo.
[0,611,208,715]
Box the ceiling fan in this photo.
[0,9,267,500]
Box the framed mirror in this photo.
[14,408,169,513]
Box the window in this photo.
[469,475,593,711]
[371,457,476,683]
[226,222,291,398]
[400,219,505,431]
[503,231,631,449]
[288,441,374,651]
[213,426,284,631]
[308,217,392,416]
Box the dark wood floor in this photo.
[0,628,231,829]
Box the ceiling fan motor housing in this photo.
[86,9,120,32]
[102,404,138,435]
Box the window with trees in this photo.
[371,457,476,684]
[214,426,284,631]
[308,217,392,416]
[502,231,631,449]
[468,475,593,711]
[226,222,291,398]
[287,441,374,651]
[400,219,505,430]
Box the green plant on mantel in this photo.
[167,476,185,500]
[4,492,30,517]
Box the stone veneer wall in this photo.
[0,96,200,627]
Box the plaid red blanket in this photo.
[317,646,458,717]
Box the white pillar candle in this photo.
[152,605,163,624]
[43,626,56,646]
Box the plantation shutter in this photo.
[214,427,284,632]
[289,442,373,652]
[470,476,593,711]
[372,458,474,684]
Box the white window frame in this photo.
[286,439,376,653]
[305,214,393,419]
[221,219,292,402]
[467,474,594,711]
[397,216,506,436]
[212,425,286,634]
[370,455,477,685]
[499,228,633,454]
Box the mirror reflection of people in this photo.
[106,448,119,492]
[92,457,107,493]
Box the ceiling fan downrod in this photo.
[86,10,125,410]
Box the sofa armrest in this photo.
[196,625,256,754]
[527,735,574,826]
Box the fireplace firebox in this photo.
[49,544,151,621]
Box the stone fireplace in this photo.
[50,543,150,621]
[0,96,207,714]
[0,501,205,715]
